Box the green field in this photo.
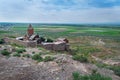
[0,24,120,78]
[0,24,120,60]
[10,25,120,38]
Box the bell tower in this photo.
[27,24,34,36]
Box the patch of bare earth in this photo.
[0,54,120,80]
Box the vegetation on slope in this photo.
[72,72,112,80]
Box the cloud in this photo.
[87,0,120,8]
[0,0,120,23]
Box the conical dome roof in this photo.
[27,24,34,36]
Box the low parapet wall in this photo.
[4,37,70,51]
[4,37,37,47]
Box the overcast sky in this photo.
[0,0,120,23]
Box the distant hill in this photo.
[0,22,120,28]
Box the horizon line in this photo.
[0,22,120,25]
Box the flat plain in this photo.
[0,23,120,80]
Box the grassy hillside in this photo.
[0,23,120,79]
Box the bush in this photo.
[95,62,108,68]
[72,72,80,80]
[1,50,11,56]
[32,54,43,62]
[109,66,120,77]
[22,54,31,58]
[71,46,101,56]
[95,62,120,77]
[0,39,5,44]
[13,53,21,57]
[73,54,88,63]
[44,56,54,62]
[16,48,26,53]
[32,52,35,54]
[89,73,112,80]
[72,72,112,80]
[40,37,46,42]
[46,38,53,42]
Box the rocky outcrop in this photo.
[0,54,119,80]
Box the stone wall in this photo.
[41,42,70,51]
[4,37,37,47]
[41,43,53,50]
[4,37,70,51]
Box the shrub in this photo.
[32,54,43,62]
[72,72,112,80]
[0,39,5,44]
[46,38,53,42]
[1,50,11,56]
[89,73,112,80]
[72,72,80,80]
[44,56,54,62]
[22,54,31,58]
[109,66,120,77]
[95,62,120,77]
[73,54,88,63]
[16,48,26,53]
[95,62,108,68]
[32,52,35,54]
[13,53,21,57]
[71,46,101,56]
[40,37,46,42]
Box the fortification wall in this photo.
[4,37,69,51]
[4,37,37,47]
[41,42,70,51]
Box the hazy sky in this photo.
[0,0,120,23]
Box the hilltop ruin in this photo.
[4,24,70,51]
